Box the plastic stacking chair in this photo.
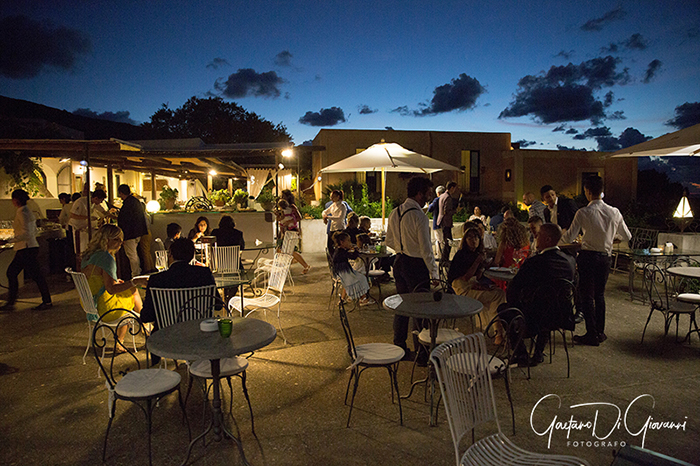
[92,309,189,466]
[338,298,404,427]
[229,253,293,343]
[430,333,590,466]
[65,267,136,367]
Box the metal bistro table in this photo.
[147,317,276,466]
[483,266,516,282]
[383,292,483,426]
[357,249,391,302]
[215,270,256,311]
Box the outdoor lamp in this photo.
[282,149,293,158]
[673,189,693,232]
[278,163,284,170]
[209,170,217,176]
[146,200,161,213]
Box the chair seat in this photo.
[677,293,700,304]
[368,270,386,277]
[356,343,404,365]
[189,356,248,378]
[231,294,280,312]
[418,328,464,345]
[115,369,181,398]
[462,432,588,465]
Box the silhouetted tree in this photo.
[624,169,685,228]
[142,96,291,143]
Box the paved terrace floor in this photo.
[1,253,699,466]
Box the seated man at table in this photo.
[500,223,576,366]
[141,238,217,363]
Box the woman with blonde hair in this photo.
[494,217,530,268]
[81,224,146,347]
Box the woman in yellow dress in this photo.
[81,224,146,346]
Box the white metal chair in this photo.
[154,250,168,271]
[65,267,136,367]
[149,287,256,433]
[430,333,590,466]
[212,245,241,277]
[338,298,404,427]
[92,308,188,465]
[255,231,298,288]
[229,253,293,343]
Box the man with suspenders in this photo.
[386,177,439,361]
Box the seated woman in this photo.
[332,232,374,306]
[187,216,210,242]
[495,217,530,269]
[343,212,362,244]
[468,206,487,224]
[447,225,506,336]
[81,224,146,348]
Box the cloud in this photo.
[274,50,293,67]
[552,125,567,132]
[607,110,626,120]
[573,126,612,140]
[572,126,651,151]
[394,74,486,117]
[206,57,230,70]
[554,50,574,60]
[566,128,579,134]
[215,68,285,98]
[298,107,346,126]
[581,7,626,32]
[0,15,91,79]
[357,105,378,115]
[72,108,138,125]
[514,139,537,148]
[601,33,649,53]
[499,56,629,124]
[557,144,587,151]
[617,127,652,148]
[643,59,662,83]
[666,102,700,129]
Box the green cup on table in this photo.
[218,318,233,338]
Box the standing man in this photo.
[117,184,148,278]
[0,189,52,311]
[386,177,438,360]
[540,185,579,231]
[68,188,108,264]
[427,185,445,255]
[523,191,546,220]
[561,176,631,346]
[436,181,460,262]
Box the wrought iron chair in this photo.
[65,267,136,367]
[326,249,344,311]
[338,298,404,427]
[519,278,576,378]
[92,308,189,465]
[430,333,590,466]
[228,253,293,343]
[149,287,256,434]
[641,263,699,348]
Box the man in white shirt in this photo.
[436,181,460,262]
[561,176,632,346]
[386,177,438,359]
[0,189,52,311]
[68,189,108,259]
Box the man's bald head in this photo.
[537,223,562,250]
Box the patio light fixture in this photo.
[209,170,217,176]
[673,189,693,233]
[146,200,161,213]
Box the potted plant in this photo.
[158,185,179,210]
[209,189,231,207]
[256,187,276,211]
[232,188,249,209]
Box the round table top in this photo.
[147,317,276,360]
[483,267,516,282]
[358,250,391,259]
[215,271,254,288]
[667,267,700,279]
[383,292,483,320]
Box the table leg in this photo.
[180,359,250,466]
[428,320,438,427]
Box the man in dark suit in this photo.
[141,238,216,327]
[540,185,579,231]
[501,223,576,366]
[117,184,148,277]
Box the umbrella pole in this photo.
[381,168,386,231]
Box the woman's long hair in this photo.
[83,224,123,260]
[497,217,529,249]
[193,216,210,234]
[459,226,484,253]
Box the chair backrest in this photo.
[267,253,293,294]
[643,262,671,310]
[154,237,166,251]
[149,284,219,329]
[66,267,99,321]
[92,308,148,388]
[629,227,659,250]
[280,231,300,255]
[155,250,169,271]
[212,245,240,275]
[520,278,576,333]
[430,333,499,466]
[326,249,339,279]
[338,299,358,362]
[485,307,527,369]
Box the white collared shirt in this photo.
[10,205,38,250]
[561,199,632,255]
[322,201,347,232]
[386,198,438,280]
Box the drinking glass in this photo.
[218,318,233,338]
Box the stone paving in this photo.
[1,253,699,465]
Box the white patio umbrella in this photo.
[610,123,700,158]
[319,141,462,226]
